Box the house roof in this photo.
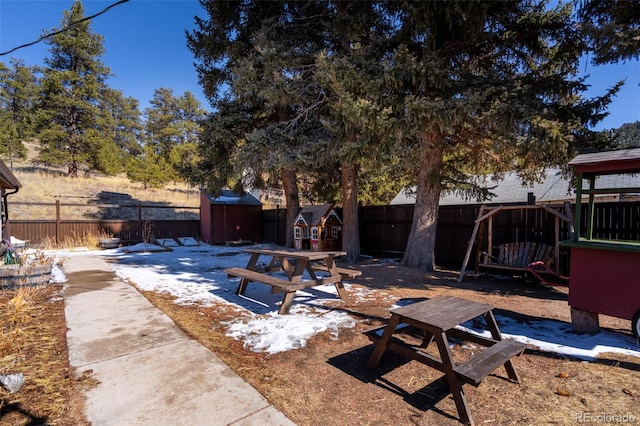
[295,204,336,226]
[389,168,640,206]
[203,189,262,206]
[568,147,640,175]
[0,160,21,191]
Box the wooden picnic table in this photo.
[367,296,526,425]
[224,247,358,314]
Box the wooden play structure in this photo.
[561,148,640,337]
[293,204,342,251]
[458,203,573,284]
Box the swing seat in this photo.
[481,242,552,271]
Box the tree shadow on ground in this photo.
[326,344,454,417]
[0,401,48,426]
[352,261,569,302]
[88,191,198,220]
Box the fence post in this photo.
[55,200,61,244]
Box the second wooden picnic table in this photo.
[224,247,360,314]
[367,296,526,425]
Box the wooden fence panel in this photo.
[6,201,200,246]
[355,201,640,269]
[261,207,287,246]
[436,205,482,267]
[7,219,200,246]
[359,205,414,257]
[5,200,639,270]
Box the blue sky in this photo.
[0,0,207,112]
[1,0,638,130]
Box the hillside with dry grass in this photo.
[4,142,200,221]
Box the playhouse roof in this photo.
[203,189,261,206]
[568,147,640,175]
[295,204,338,226]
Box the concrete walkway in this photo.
[63,254,295,426]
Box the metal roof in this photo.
[204,189,262,205]
[390,168,640,206]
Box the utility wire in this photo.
[0,0,130,56]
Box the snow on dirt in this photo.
[49,243,640,358]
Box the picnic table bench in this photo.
[366,296,526,425]
[308,262,362,279]
[224,247,349,314]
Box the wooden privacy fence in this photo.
[6,201,200,246]
[355,201,640,269]
[6,200,639,270]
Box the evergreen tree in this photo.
[188,0,623,270]
[189,1,392,255]
[187,1,329,247]
[183,99,249,194]
[125,145,169,189]
[311,1,398,260]
[35,0,112,177]
[578,0,640,65]
[0,59,37,167]
[144,88,205,183]
[100,87,144,158]
[614,121,640,149]
[375,1,621,270]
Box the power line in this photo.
[0,0,130,56]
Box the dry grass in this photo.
[11,167,200,206]
[38,230,115,251]
[9,142,199,209]
[0,283,88,425]
[8,158,200,221]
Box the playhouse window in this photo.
[331,226,338,238]
[311,227,318,240]
[294,226,301,239]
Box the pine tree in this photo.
[144,88,206,183]
[35,0,112,177]
[614,121,640,149]
[578,0,640,65]
[100,87,144,158]
[189,1,395,254]
[0,59,37,167]
[188,0,623,269]
[125,145,168,189]
[375,1,621,270]
[187,1,329,247]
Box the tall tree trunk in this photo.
[68,159,78,178]
[281,167,300,248]
[401,141,444,271]
[341,162,360,262]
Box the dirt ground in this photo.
[1,260,638,425]
[141,260,640,426]
[0,284,89,425]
